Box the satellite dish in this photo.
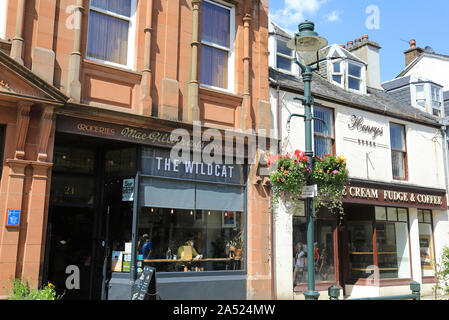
[424,46,435,54]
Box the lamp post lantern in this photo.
[286,21,328,301]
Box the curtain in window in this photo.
[201,1,229,47]
[391,151,405,178]
[200,45,228,89]
[91,0,132,17]
[87,11,129,65]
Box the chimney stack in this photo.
[347,40,353,48]
[346,35,382,90]
[404,39,424,67]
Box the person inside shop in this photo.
[141,234,152,259]
[293,243,306,287]
[177,238,204,272]
[177,239,203,260]
[314,242,320,272]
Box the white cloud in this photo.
[270,0,327,31]
[325,10,342,22]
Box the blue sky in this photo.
[269,0,449,82]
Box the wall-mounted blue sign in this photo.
[5,209,21,228]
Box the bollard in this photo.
[410,281,421,301]
[328,285,340,300]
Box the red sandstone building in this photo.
[0,0,272,300]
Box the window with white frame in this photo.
[86,0,136,69]
[415,84,426,108]
[331,61,343,86]
[0,0,7,40]
[313,106,334,157]
[200,0,234,91]
[348,62,362,91]
[276,38,294,72]
[329,59,365,93]
[390,123,407,180]
[431,86,442,116]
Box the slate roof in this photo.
[270,21,293,40]
[444,91,449,102]
[381,76,411,91]
[269,67,440,127]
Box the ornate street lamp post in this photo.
[286,21,328,301]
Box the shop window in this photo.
[390,123,407,180]
[86,0,137,68]
[104,148,136,177]
[375,207,411,279]
[348,207,411,282]
[53,146,95,174]
[0,125,4,181]
[418,209,435,277]
[313,106,334,157]
[136,147,246,273]
[136,208,244,272]
[200,0,235,91]
[276,38,294,72]
[293,206,336,286]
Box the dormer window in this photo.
[332,61,343,85]
[415,85,426,108]
[329,59,366,94]
[276,38,294,72]
[348,63,362,91]
[431,86,442,116]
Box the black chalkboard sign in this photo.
[131,266,156,300]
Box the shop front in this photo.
[340,179,446,297]
[44,115,249,300]
[291,179,446,298]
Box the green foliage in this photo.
[7,278,64,300]
[312,154,349,215]
[269,151,348,215]
[434,246,449,299]
[268,150,311,203]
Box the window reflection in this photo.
[137,208,244,272]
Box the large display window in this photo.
[418,210,435,277]
[136,147,246,273]
[293,206,336,287]
[346,206,411,282]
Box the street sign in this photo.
[5,209,21,228]
[301,185,317,198]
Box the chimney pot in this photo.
[347,40,353,47]
[340,44,346,48]
[362,34,369,41]
[410,39,416,49]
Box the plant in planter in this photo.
[228,231,243,259]
[268,150,311,203]
[312,154,349,215]
[269,150,348,215]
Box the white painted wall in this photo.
[404,55,449,91]
[270,83,448,299]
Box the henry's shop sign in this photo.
[342,181,447,210]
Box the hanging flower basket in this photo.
[268,151,349,215]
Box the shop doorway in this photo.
[44,133,137,300]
